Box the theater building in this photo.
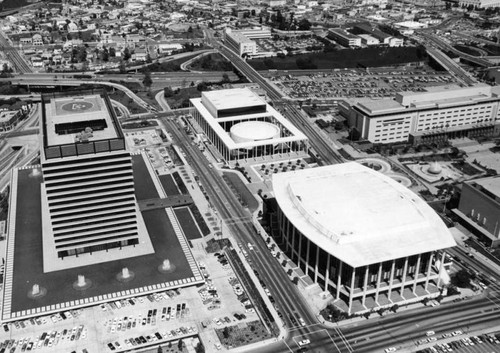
[272,163,456,313]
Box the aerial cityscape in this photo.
[0,0,499,352]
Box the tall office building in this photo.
[40,90,143,260]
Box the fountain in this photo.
[29,168,41,177]
[72,274,92,290]
[116,267,135,283]
[28,283,46,299]
[427,161,443,175]
[158,259,176,274]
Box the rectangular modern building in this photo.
[346,84,500,144]
[328,28,362,47]
[224,30,257,57]
[39,90,146,261]
[454,176,500,247]
[190,88,308,161]
[459,0,500,8]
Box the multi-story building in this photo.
[273,163,456,314]
[190,88,308,161]
[454,176,500,247]
[346,84,500,144]
[224,30,257,57]
[352,24,392,45]
[459,0,500,8]
[359,34,380,45]
[328,28,362,47]
[39,90,148,261]
[0,110,21,132]
[236,28,272,40]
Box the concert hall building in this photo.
[273,163,456,313]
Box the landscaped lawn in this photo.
[215,321,273,348]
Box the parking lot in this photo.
[267,67,457,99]
[0,242,262,352]
[417,332,500,353]
[255,37,323,54]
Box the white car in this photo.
[426,331,435,336]
[427,337,437,342]
[298,339,310,346]
[215,343,222,350]
[384,348,397,353]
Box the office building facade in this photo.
[40,91,141,258]
[346,84,500,144]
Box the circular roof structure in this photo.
[272,163,456,267]
[230,121,280,144]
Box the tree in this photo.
[157,345,163,353]
[298,18,311,31]
[123,47,131,61]
[119,60,126,73]
[164,86,174,98]
[178,339,183,350]
[143,71,152,88]
[222,326,230,339]
[221,73,230,83]
[195,342,205,353]
[451,269,474,288]
[197,81,209,91]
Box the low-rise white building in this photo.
[359,34,380,45]
[225,30,257,57]
[328,28,362,47]
[190,88,308,161]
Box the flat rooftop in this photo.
[470,176,500,198]
[0,111,17,123]
[191,93,308,150]
[273,163,456,268]
[43,94,119,147]
[227,31,254,43]
[2,154,202,322]
[355,84,500,116]
[201,88,265,112]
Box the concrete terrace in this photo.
[1,154,203,322]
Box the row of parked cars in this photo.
[3,309,84,333]
[417,332,500,353]
[1,325,87,353]
[106,326,198,351]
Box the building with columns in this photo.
[190,88,308,162]
[272,163,456,314]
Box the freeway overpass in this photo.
[426,46,477,86]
